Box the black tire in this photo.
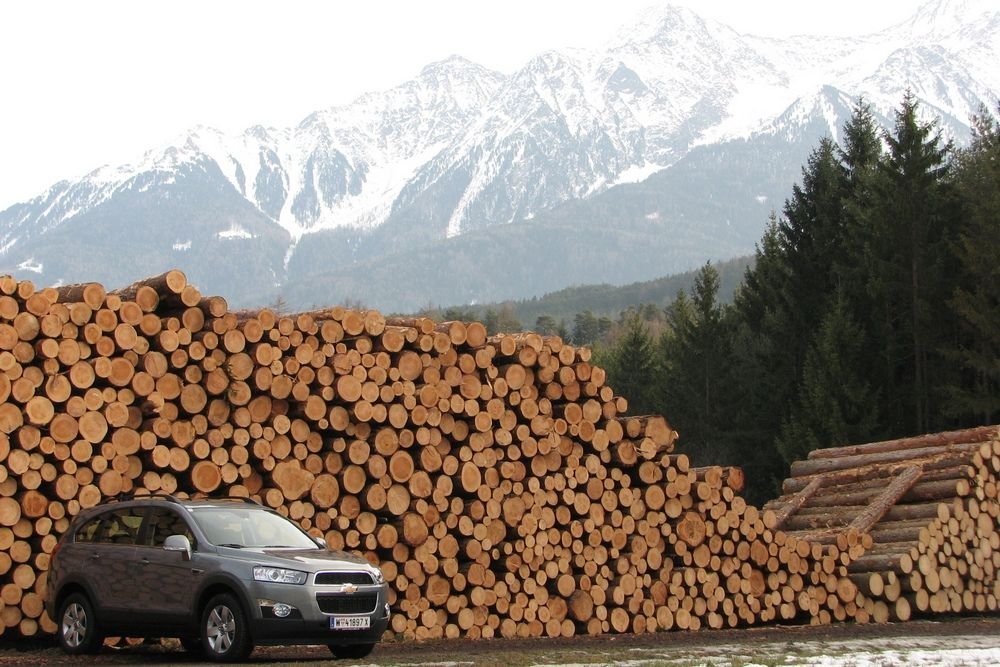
[328,643,375,660]
[57,592,103,655]
[200,593,253,662]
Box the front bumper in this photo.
[246,580,390,647]
[252,615,389,645]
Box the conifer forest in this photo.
[575,96,1000,505]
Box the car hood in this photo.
[252,547,374,571]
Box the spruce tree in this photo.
[657,264,734,467]
[838,99,884,309]
[776,293,879,465]
[728,218,797,499]
[604,313,656,415]
[840,98,883,188]
[780,137,850,320]
[862,92,957,434]
[946,105,1000,423]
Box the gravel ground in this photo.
[2,616,999,666]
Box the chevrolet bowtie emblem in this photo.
[342,583,358,594]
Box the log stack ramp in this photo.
[764,425,1000,623]
[0,270,997,642]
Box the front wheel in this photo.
[200,593,253,662]
[329,643,375,660]
[57,592,103,655]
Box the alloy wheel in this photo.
[61,602,88,648]
[206,604,235,654]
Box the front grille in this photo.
[315,571,375,585]
[316,593,378,614]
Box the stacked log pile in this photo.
[763,426,1000,623]
[0,269,997,642]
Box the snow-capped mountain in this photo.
[1,0,997,311]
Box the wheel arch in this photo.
[50,579,99,617]
[195,576,254,621]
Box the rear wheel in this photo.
[328,643,375,660]
[201,593,253,662]
[57,593,103,655]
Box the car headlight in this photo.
[253,566,307,584]
[370,566,385,584]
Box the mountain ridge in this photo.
[1,0,996,311]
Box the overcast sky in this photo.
[0,1,921,211]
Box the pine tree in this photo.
[483,304,521,334]
[572,310,599,345]
[534,315,558,336]
[555,319,570,341]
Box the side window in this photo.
[144,508,195,548]
[95,507,145,545]
[74,515,104,543]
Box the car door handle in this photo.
[141,558,151,565]
[191,568,204,574]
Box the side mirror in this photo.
[164,534,192,561]
[313,536,327,549]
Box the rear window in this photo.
[75,507,144,545]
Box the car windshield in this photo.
[190,507,319,549]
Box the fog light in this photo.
[259,599,299,619]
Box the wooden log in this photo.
[111,270,187,302]
[807,426,999,461]
[848,466,924,533]
[766,477,822,530]
[790,440,987,478]
[784,453,986,494]
[54,282,107,310]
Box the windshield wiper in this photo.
[216,543,244,548]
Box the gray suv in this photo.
[45,495,390,662]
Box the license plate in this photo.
[330,616,370,630]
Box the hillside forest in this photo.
[420,95,1000,505]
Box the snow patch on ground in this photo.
[529,633,1000,667]
[799,647,1000,666]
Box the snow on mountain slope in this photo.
[146,56,508,241]
[0,0,997,302]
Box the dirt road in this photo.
[3,616,1000,666]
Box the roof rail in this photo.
[110,493,262,506]
[189,495,262,506]
[113,492,181,504]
